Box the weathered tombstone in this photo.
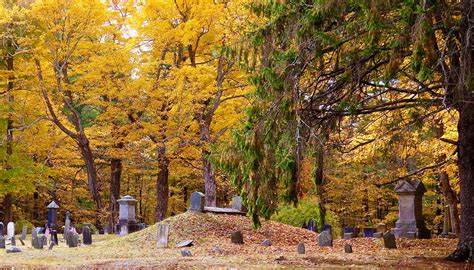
[383,232,397,249]
[156,224,169,248]
[176,240,193,248]
[41,235,48,246]
[47,201,59,230]
[318,231,333,247]
[321,224,332,234]
[392,179,430,239]
[230,230,244,244]
[231,196,244,212]
[181,249,192,257]
[307,219,317,232]
[6,246,21,253]
[344,244,353,253]
[363,228,374,238]
[31,228,38,246]
[297,243,305,254]
[32,234,44,249]
[64,215,71,240]
[119,224,128,236]
[262,239,271,246]
[82,225,92,245]
[343,227,355,239]
[116,195,140,234]
[188,192,205,212]
[0,235,5,249]
[67,232,79,248]
[0,222,3,236]
[7,222,14,240]
[21,226,27,241]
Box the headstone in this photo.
[32,234,44,249]
[343,227,355,239]
[6,246,21,253]
[117,195,139,234]
[262,239,271,246]
[344,244,353,253]
[181,249,192,257]
[156,224,169,248]
[383,232,397,249]
[318,231,333,247]
[82,225,92,245]
[31,228,38,246]
[41,235,48,246]
[0,235,5,249]
[47,201,59,229]
[66,232,79,248]
[321,224,332,234]
[119,224,128,236]
[231,196,245,212]
[21,226,27,240]
[231,230,244,244]
[11,236,16,247]
[64,218,71,240]
[392,179,430,239]
[307,219,317,232]
[363,228,374,238]
[189,192,205,212]
[7,222,14,240]
[176,240,193,248]
[0,222,4,236]
[297,243,305,254]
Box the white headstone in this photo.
[7,222,14,240]
[156,224,169,248]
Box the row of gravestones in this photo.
[305,219,391,240]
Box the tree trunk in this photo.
[110,158,121,232]
[155,145,169,222]
[439,164,460,236]
[449,0,474,262]
[3,194,13,224]
[3,54,14,225]
[200,122,217,207]
[314,140,326,225]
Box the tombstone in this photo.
[0,222,3,236]
[262,239,271,246]
[82,225,92,245]
[318,231,333,247]
[231,196,245,212]
[188,192,205,212]
[344,244,353,253]
[116,195,140,234]
[321,224,332,234]
[64,218,71,240]
[230,230,244,244]
[32,231,44,250]
[6,246,21,253]
[119,224,128,236]
[41,235,48,246]
[21,226,27,241]
[297,243,305,254]
[47,201,59,230]
[31,227,38,246]
[0,235,5,249]
[7,222,14,240]
[181,249,192,257]
[363,228,374,238]
[156,224,170,248]
[307,219,317,232]
[392,179,430,239]
[104,224,110,235]
[11,236,16,247]
[176,240,193,248]
[343,227,355,239]
[383,232,397,249]
[67,232,79,248]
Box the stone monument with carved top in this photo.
[116,195,140,235]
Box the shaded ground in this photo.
[0,212,472,269]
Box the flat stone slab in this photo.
[204,207,245,215]
[176,240,193,248]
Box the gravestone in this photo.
[7,222,14,240]
[321,224,332,234]
[11,236,16,246]
[189,192,205,212]
[176,240,193,248]
[116,195,140,234]
[6,246,21,253]
[318,231,333,247]
[343,227,355,239]
[307,219,317,232]
[297,243,305,254]
[363,228,374,238]
[383,232,397,249]
[231,230,244,244]
[41,235,48,246]
[47,201,59,230]
[32,234,44,249]
[119,224,128,236]
[262,239,271,246]
[231,196,245,212]
[64,216,71,240]
[0,235,5,249]
[181,249,192,257]
[156,224,170,248]
[67,232,79,248]
[31,228,38,246]
[392,179,430,239]
[82,225,92,245]
[21,226,27,240]
[344,244,353,253]
[0,222,3,236]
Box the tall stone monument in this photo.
[116,195,139,235]
[392,179,431,239]
[47,201,59,230]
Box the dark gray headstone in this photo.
[231,231,244,244]
[31,228,38,246]
[189,192,205,212]
[363,228,374,238]
[344,244,353,253]
[176,240,193,248]
[318,231,333,247]
[156,224,170,248]
[6,246,21,253]
[321,224,332,234]
[181,249,192,257]
[262,239,271,246]
[383,232,397,249]
[41,235,48,246]
[82,225,92,245]
[67,232,79,248]
[297,243,305,254]
[21,226,27,240]
[231,196,244,212]
[32,235,43,249]
[307,219,317,232]
[343,227,355,239]
[0,222,4,236]
[0,235,5,249]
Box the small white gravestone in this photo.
[7,222,14,240]
[119,224,128,236]
[156,224,170,248]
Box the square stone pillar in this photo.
[116,195,139,235]
[392,179,430,239]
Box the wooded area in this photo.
[1,0,473,263]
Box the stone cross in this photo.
[7,222,14,240]
[189,192,205,212]
[392,179,430,239]
[156,223,169,248]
